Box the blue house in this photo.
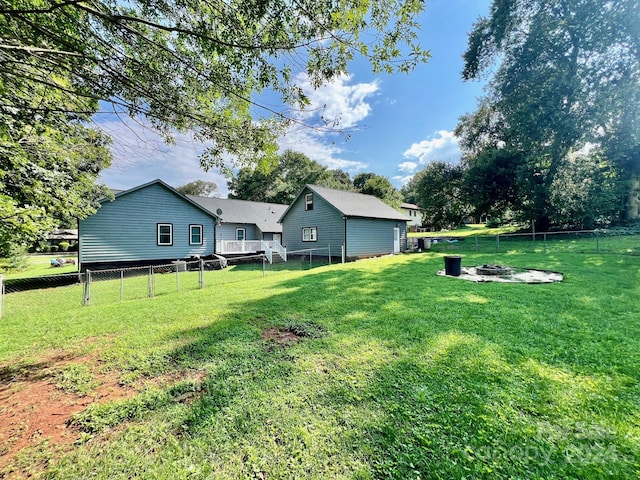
[188,196,287,258]
[79,180,219,271]
[279,185,408,261]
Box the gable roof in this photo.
[103,179,219,220]
[189,196,287,233]
[401,202,421,210]
[280,184,408,222]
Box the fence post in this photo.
[496,235,500,253]
[328,244,331,265]
[0,274,4,319]
[120,270,124,302]
[175,263,180,292]
[148,266,154,298]
[262,255,266,277]
[199,258,204,289]
[310,249,313,269]
[342,244,345,263]
[82,270,91,306]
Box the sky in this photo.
[98,0,492,198]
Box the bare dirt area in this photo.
[262,327,301,345]
[0,352,134,478]
[0,350,205,479]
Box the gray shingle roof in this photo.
[189,196,287,233]
[283,185,408,221]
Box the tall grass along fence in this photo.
[414,230,640,256]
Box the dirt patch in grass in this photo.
[0,351,205,478]
[262,327,301,345]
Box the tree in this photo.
[408,162,468,230]
[1,0,430,171]
[1,0,430,254]
[229,150,341,204]
[0,101,112,257]
[353,173,402,208]
[176,180,219,197]
[549,150,623,229]
[459,0,640,229]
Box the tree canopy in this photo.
[0,0,429,256]
[176,180,219,198]
[402,161,468,230]
[458,0,640,229]
[228,151,348,204]
[1,0,430,170]
[353,172,402,208]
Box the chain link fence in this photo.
[411,230,640,256]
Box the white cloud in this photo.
[398,161,418,173]
[296,73,380,129]
[276,73,379,172]
[403,130,461,164]
[279,125,368,172]
[95,73,380,195]
[96,119,228,197]
[393,174,414,186]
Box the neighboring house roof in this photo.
[280,184,409,222]
[48,229,78,240]
[189,196,287,233]
[401,202,421,210]
[104,179,219,220]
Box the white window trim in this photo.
[157,223,173,246]
[189,224,203,245]
[302,226,317,242]
[305,193,313,211]
[236,228,246,241]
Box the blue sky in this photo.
[98,0,491,197]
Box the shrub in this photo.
[59,241,70,252]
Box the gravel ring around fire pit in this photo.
[437,266,564,284]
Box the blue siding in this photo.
[282,186,408,259]
[215,223,258,241]
[281,187,345,255]
[80,183,216,266]
[346,218,407,257]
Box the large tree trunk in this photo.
[624,176,640,221]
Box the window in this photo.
[236,228,246,241]
[305,193,314,211]
[157,223,173,246]
[302,226,317,242]
[189,224,203,245]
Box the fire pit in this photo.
[475,264,512,276]
[436,264,564,283]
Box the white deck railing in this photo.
[216,240,286,264]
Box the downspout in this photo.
[76,216,82,272]
[343,215,348,261]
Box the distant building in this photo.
[400,203,424,231]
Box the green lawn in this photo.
[409,223,520,238]
[1,254,78,279]
[1,239,639,479]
